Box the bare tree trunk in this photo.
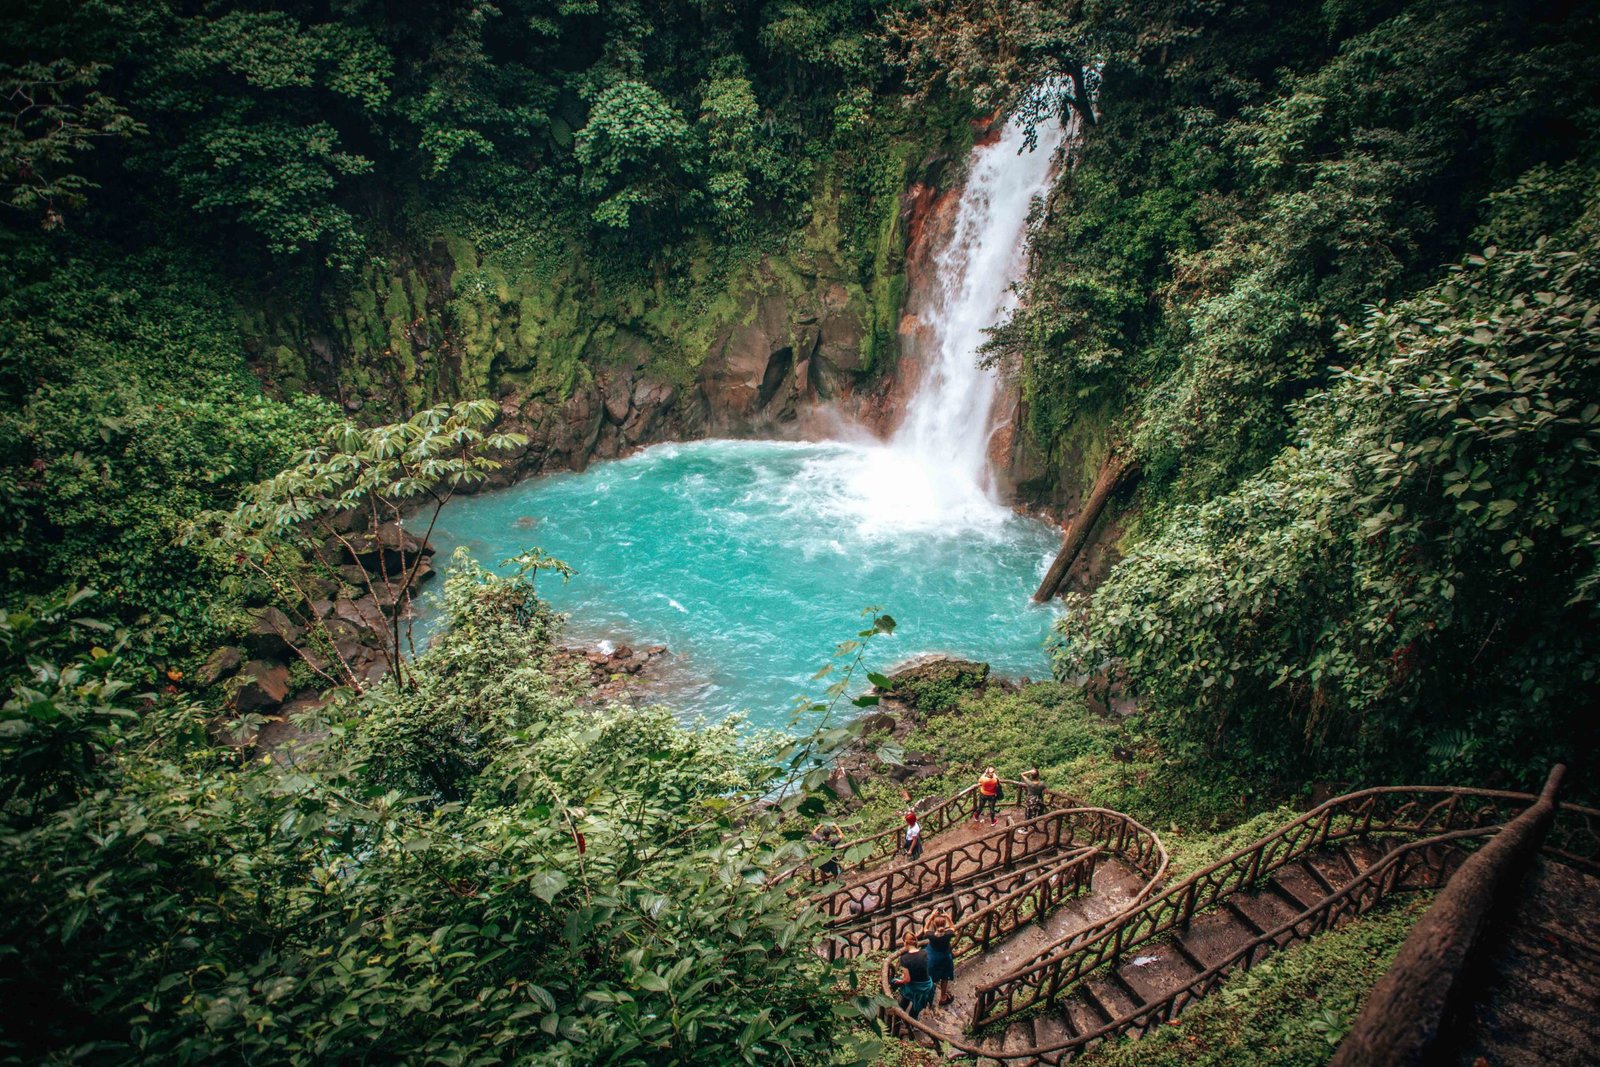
[1032,453,1137,603]
[1067,64,1097,127]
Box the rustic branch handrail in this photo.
[966,783,1541,1033]
[947,847,1102,960]
[813,804,1164,927]
[881,823,1497,1063]
[826,846,1083,932]
[822,846,1096,961]
[782,780,1077,887]
[813,806,1073,921]
[1332,767,1570,1066]
[851,847,1103,967]
[1017,825,1496,1062]
[871,781,1598,1062]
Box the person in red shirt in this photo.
[974,767,1001,824]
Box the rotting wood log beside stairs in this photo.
[1032,453,1138,603]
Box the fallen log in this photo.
[1032,452,1137,603]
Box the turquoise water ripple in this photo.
[424,439,1064,729]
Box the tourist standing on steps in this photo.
[1021,768,1046,820]
[975,767,1001,824]
[921,909,956,1006]
[891,930,935,1019]
[903,808,923,860]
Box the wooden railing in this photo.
[1038,799,1598,1064]
[967,785,1537,1033]
[873,780,1600,1064]
[867,807,1167,1051]
[950,847,1103,959]
[835,847,1100,961]
[824,847,1096,961]
[1024,827,1486,1062]
[815,805,1138,922]
[786,780,1068,887]
[1334,777,1597,1066]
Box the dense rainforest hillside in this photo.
[2,0,1597,1063]
[979,0,1600,795]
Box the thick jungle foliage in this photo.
[886,0,1600,791]
[0,242,334,664]
[0,0,944,681]
[1054,224,1600,789]
[0,0,894,261]
[203,401,530,691]
[979,0,1600,494]
[0,567,890,1064]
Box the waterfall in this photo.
[892,111,1070,495]
[803,106,1070,539]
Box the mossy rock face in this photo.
[238,141,925,436]
[882,656,991,713]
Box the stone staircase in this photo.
[949,841,1393,1062]
[856,784,1584,1064]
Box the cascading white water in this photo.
[807,107,1071,539]
[893,111,1071,493]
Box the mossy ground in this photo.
[843,681,1279,874]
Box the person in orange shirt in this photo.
[974,767,1001,824]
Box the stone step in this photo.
[1033,1008,1077,1046]
[1221,898,1265,937]
[998,1016,1035,1057]
[1083,971,1141,1020]
[1173,903,1258,970]
[1296,854,1338,897]
[1118,938,1204,1004]
[1275,857,1333,906]
[1263,869,1319,915]
[1231,885,1298,934]
[1305,847,1360,891]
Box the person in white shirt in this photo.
[903,808,923,860]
